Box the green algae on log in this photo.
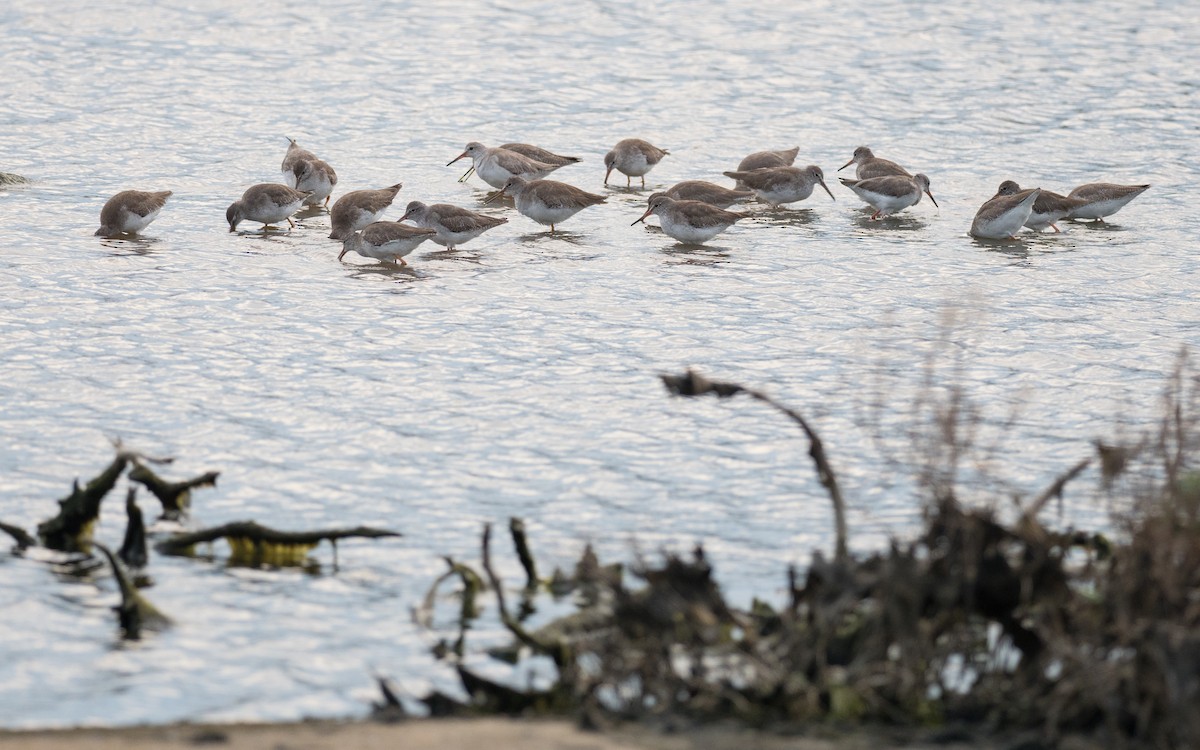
[156,521,401,567]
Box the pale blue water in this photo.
[0,0,1196,729]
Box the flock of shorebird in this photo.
[92,137,1151,263]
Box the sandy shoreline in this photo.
[0,717,1028,750]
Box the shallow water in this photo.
[1,0,1196,729]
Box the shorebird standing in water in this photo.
[969,183,1041,239]
[328,184,403,240]
[338,221,437,265]
[452,142,580,183]
[661,180,754,209]
[604,138,669,188]
[226,184,311,231]
[447,142,557,189]
[399,200,507,250]
[723,165,835,208]
[735,147,800,173]
[281,138,337,207]
[840,173,937,220]
[633,194,749,244]
[95,190,172,237]
[490,176,607,233]
[1065,182,1150,222]
[838,146,912,180]
[991,181,1085,233]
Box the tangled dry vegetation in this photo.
[414,356,1199,749]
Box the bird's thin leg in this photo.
[1051,223,1061,233]
[287,217,296,229]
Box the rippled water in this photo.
[1,0,1196,729]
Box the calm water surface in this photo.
[1,0,1196,728]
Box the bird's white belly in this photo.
[1024,209,1066,230]
[365,239,418,261]
[119,207,161,233]
[660,215,724,243]
[857,188,918,215]
[1068,196,1135,219]
[518,198,578,226]
[433,227,484,246]
[620,153,651,176]
[351,207,389,232]
[972,206,1031,239]
[756,184,810,206]
[297,174,333,204]
[256,199,304,224]
[475,158,514,189]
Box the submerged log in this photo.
[156,521,401,566]
[94,542,171,639]
[128,461,219,519]
[36,452,130,553]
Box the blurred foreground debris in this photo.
[415,364,1200,748]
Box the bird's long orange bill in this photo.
[926,190,939,208]
[819,181,836,201]
[337,247,349,261]
[483,189,505,204]
[604,166,614,185]
[632,208,652,225]
[446,151,469,166]
[838,158,854,171]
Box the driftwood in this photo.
[481,523,572,669]
[93,542,170,639]
[128,461,219,519]
[509,517,538,590]
[661,369,850,559]
[118,489,148,569]
[0,520,36,550]
[36,451,131,552]
[34,442,174,553]
[156,521,400,566]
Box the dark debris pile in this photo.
[416,366,1200,749]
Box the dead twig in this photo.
[661,369,850,560]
